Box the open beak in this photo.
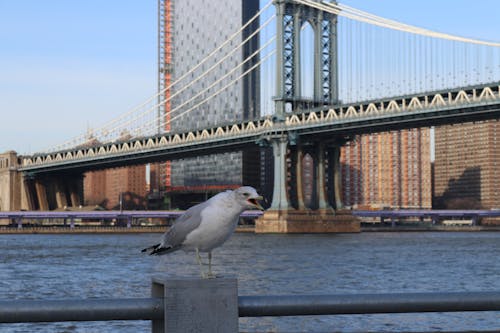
[248,195,264,211]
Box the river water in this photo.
[0,232,499,332]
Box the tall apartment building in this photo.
[341,128,432,209]
[433,120,500,211]
[84,165,147,209]
[159,0,261,207]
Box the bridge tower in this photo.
[256,0,359,233]
[0,151,37,211]
[273,0,338,118]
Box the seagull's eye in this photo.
[243,193,250,197]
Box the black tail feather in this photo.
[141,243,161,254]
[141,243,176,255]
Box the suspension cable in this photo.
[94,17,276,140]
[296,0,500,47]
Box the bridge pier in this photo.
[0,151,37,211]
[55,181,68,209]
[256,136,359,233]
[269,135,291,210]
[22,177,38,210]
[315,142,330,210]
[34,179,50,211]
[23,174,84,211]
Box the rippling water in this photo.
[1,232,499,332]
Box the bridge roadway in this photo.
[20,82,500,175]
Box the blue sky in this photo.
[1,0,499,154]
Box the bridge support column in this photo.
[294,144,306,210]
[68,176,83,207]
[315,142,330,211]
[269,135,291,210]
[55,180,68,209]
[331,145,343,209]
[0,151,32,211]
[256,137,359,234]
[35,179,49,211]
[22,176,37,210]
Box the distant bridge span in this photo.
[20,83,500,175]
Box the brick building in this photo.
[433,120,500,211]
[84,165,147,210]
[341,128,432,209]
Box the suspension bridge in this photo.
[2,0,500,231]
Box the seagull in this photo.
[142,186,264,278]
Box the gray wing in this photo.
[162,201,209,247]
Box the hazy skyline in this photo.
[1,0,499,154]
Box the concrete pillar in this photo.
[22,177,37,210]
[35,179,49,211]
[315,142,330,210]
[68,176,83,207]
[151,276,238,333]
[70,191,80,208]
[328,144,344,209]
[295,145,306,210]
[329,145,343,209]
[270,136,291,210]
[55,180,68,209]
[0,151,24,211]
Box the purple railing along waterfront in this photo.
[0,210,263,229]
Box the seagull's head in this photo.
[233,186,264,211]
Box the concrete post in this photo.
[295,145,306,210]
[270,136,291,210]
[151,276,238,333]
[35,179,49,211]
[316,142,330,210]
[55,180,68,209]
[70,175,83,207]
[22,177,37,210]
[331,146,343,209]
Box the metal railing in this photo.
[1,276,499,332]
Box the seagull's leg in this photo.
[195,248,206,278]
[207,251,215,278]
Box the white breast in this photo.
[182,198,242,252]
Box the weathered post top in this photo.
[151,275,238,333]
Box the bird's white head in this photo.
[233,186,264,211]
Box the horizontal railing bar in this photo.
[0,298,163,323]
[238,292,500,317]
[1,292,499,323]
